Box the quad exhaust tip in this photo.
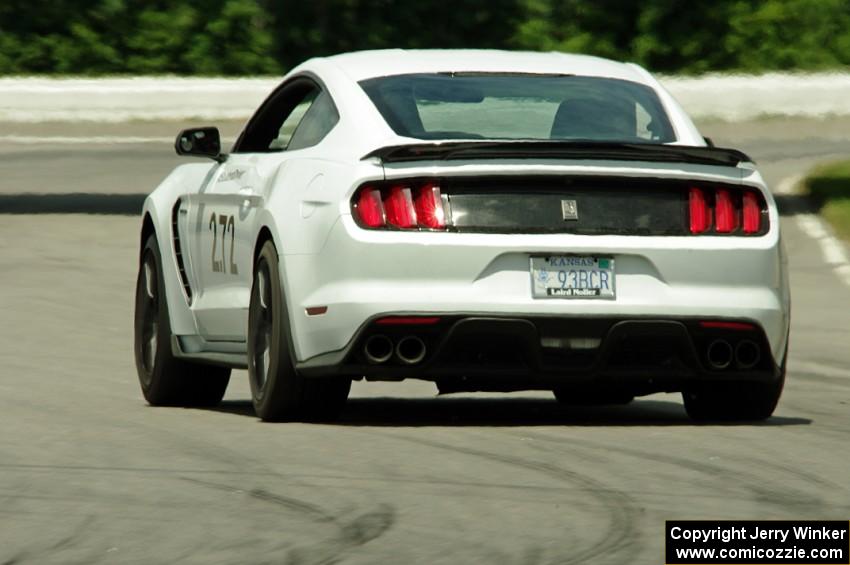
[364,334,393,364]
[706,339,733,370]
[735,339,761,369]
[396,335,427,365]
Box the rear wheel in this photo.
[247,240,350,422]
[134,233,230,406]
[683,355,786,422]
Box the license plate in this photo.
[530,256,615,299]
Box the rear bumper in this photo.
[283,214,790,366]
[297,315,783,393]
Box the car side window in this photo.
[233,77,339,153]
[287,91,340,151]
[269,90,318,151]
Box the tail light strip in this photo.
[742,191,761,233]
[353,181,448,230]
[689,186,764,235]
[353,179,767,235]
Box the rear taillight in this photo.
[384,186,417,228]
[714,188,738,233]
[356,187,385,228]
[414,183,445,229]
[689,187,710,234]
[354,180,449,230]
[689,186,764,235]
[742,191,761,233]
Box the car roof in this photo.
[315,49,650,84]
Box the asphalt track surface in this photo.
[1,119,850,564]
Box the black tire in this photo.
[247,240,350,422]
[683,362,786,422]
[134,233,230,407]
[553,389,634,405]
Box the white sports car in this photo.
[134,49,790,422]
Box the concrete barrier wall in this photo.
[660,73,850,121]
[1,73,849,123]
[0,77,275,123]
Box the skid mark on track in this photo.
[790,360,850,384]
[393,434,642,565]
[248,488,338,524]
[285,506,395,565]
[520,431,829,513]
[181,476,347,526]
[3,516,100,565]
[183,476,336,523]
[181,476,395,565]
[746,455,849,499]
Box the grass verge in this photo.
[803,160,850,241]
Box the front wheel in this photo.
[134,233,230,406]
[247,240,350,422]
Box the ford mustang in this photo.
[133,49,790,422]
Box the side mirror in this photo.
[175,127,224,161]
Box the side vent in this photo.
[171,199,193,304]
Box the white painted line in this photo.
[796,213,829,239]
[821,236,850,265]
[834,264,850,287]
[794,209,850,287]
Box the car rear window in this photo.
[359,73,676,143]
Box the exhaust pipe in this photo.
[706,339,733,370]
[396,335,427,365]
[364,335,393,364]
[735,339,761,369]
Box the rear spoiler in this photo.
[362,141,753,167]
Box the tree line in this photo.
[2,0,849,76]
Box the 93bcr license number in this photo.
[530,256,616,299]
